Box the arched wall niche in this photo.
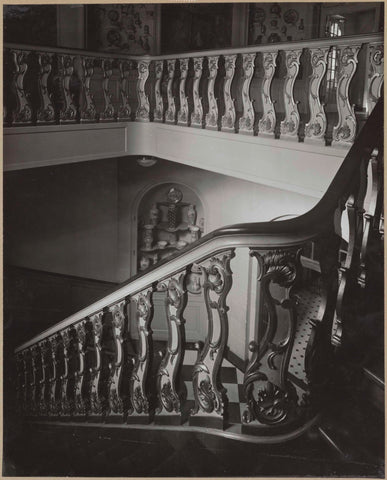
[134,182,206,274]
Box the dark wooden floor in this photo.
[3,418,384,477]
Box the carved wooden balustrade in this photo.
[4,33,383,147]
[13,99,383,441]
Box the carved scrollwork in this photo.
[47,336,59,415]
[304,47,329,143]
[191,250,235,422]
[136,60,151,122]
[190,57,204,128]
[177,58,189,126]
[156,272,187,415]
[165,59,177,124]
[153,60,164,122]
[79,57,98,123]
[221,54,237,132]
[74,320,87,415]
[239,53,256,135]
[117,61,132,121]
[58,55,77,124]
[88,311,104,415]
[130,288,153,416]
[332,44,361,146]
[36,53,55,124]
[10,50,33,125]
[100,59,116,121]
[107,300,126,415]
[59,329,71,415]
[205,56,219,130]
[243,248,300,426]
[258,52,278,136]
[280,49,302,139]
[29,346,39,415]
[367,43,384,113]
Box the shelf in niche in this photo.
[155,222,193,232]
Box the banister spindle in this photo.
[73,321,87,416]
[304,47,329,144]
[165,59,177,124]
[191,57,204,128]
[88,311,104,417]
[367,43,384,114]
[30,346,39,415]
[153,60,164,122]
[221,54,237,133]
[155,272,187,423]
[107,300,126,418]
[57,54,77,124]
[136,59,151,122]
[242,248,301,430]
[37,342,48,415]
[205,56,219,130]
[129,288,153,423]
[22,350,32,415]
[100,59,116,122]
[258,51,278,137]
[59,329,71,415]
[10,49,33,126]
[177,58,189,126]
[48,336,58,415]
[190,250,235,429]
[332,44,361,147]
[280,49,302,140]
[79,57,98,123]
[239,53,256,135]
[117,60,132,121]
[36,53,55,124]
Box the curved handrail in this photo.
[14,97,383,353]
[4,32,382,61]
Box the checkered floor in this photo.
[179,348,247,425]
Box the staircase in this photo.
[4,95,384,476]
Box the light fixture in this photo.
[136,156,157,167]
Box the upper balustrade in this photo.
[4,33,383,149]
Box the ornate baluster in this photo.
[258,52,278,136]
[30,346,39,415]
[239,53,256,135]
[358,149,382,288]
[191,57,204,128]
[205,56,219,130]
[155,272,187,423]
[10,50,33,126]
[280,49,302,140]
[88,311,104,417]
[153,60,164,122]
[332,44,361,147]
[165,59,177,124]
[59,329,71,415]
[136,59,151,122]
[79,57,98,123]
[117,60,132,121]
[100,59,116,122]
[367,43,384,113]
[177,58,189,126]
[57,54,77,124]
[73,321,87,416]
[47,336,58,415]
[36,53,55,124]
[243,249,301,429]
[190,250,235,429]
[129,288,153,423]
[221,54,237,133]
[107,300,126,418]
[38,342,48,416]
[304,47,329,144]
